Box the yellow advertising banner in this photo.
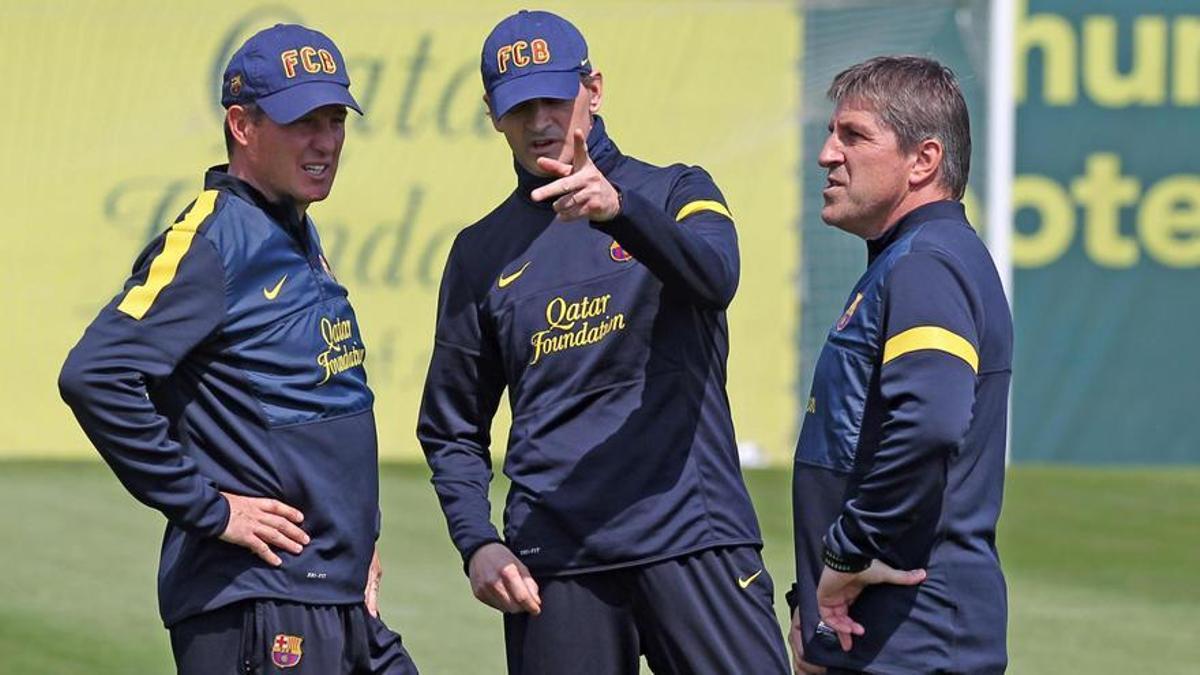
[1,1,799,462]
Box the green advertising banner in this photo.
[798,0,1198,464]
[1012,0,1200,463]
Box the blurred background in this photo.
[1,0,1196,673]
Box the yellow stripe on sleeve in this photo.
[674,199,732,222]
[882,326,979,373]
[117,190,219,320]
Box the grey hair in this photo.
[828,56,971,200]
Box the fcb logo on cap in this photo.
[271,633,303,668]
[220,23,362,125]
[481,10,590,120]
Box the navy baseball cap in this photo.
[221,24,362,124]
[481,10,591,120]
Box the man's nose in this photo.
[817,135,842,168]
[529,100,556,129]
[313,122,338,153]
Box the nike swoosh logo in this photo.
[497,261,531,289]
[737,569,763,589]
[263,274,288,300]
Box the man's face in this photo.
[241,104,347,209]
[491,77,600,176]
[817,101,915,238]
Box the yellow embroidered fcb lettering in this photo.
[281,47,337,78]
[512,40,531,68]
[299,46,321,74]
[318,49,337,73]
[497,38,551,73]
[531,38,550,64]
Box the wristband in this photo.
[822,546,871,574]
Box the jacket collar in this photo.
[204,165,307,236]
[867,199,966,263]
[514,115,622,208]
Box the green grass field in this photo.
[1,462,1196,674]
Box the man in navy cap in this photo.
[418,10,790,674]
[60,24,418,674]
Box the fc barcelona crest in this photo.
[836,293,864,331]
[609,239,633,263]
[271,633,304,668]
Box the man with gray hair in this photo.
[788,55,1011,674]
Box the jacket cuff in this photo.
[590,181,650,236]
[460,537,505,575]
[191,490,231,539]
[821,544,871,574]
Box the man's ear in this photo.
[227,105,256,150]
[483,93,502,131]
[584,71,603,114]
[908,137,944,190]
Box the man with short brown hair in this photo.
[789,55,1011,674]
[419,9,790,675]
[60,23,418,674]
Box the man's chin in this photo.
[820,205,842,227]
[300,188,333,204]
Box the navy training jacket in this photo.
[418,117,763,575]
[59,167,379,627]
[793,201,1012,674]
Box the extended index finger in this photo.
[571,128,590,172]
